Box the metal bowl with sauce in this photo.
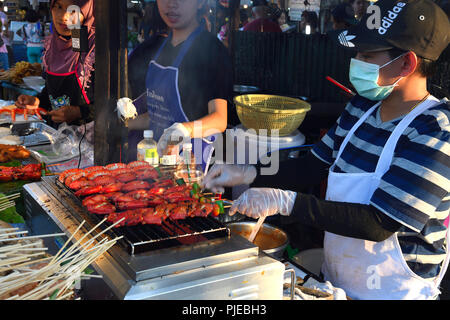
[228,221,289,259]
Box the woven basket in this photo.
[234,94,311,136]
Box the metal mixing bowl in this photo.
[228,221,289,259]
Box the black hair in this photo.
[25,9,40,23]
[387,47,437,78]
[301,11,318,29]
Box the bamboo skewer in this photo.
[0,203,16,212]
[0,217,122,300]
[0,193,21,202]
[0,230,29,238]
[0,256,53,273]
[0,233,66,243]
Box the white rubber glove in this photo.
[116,98,138,122]
[202,164,257,193]
[229,188,297,219]
[157,123,191,157]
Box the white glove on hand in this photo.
[116,98,138,122]
[229,188,297,219]
[202,164,257,193]
[157,123,191,157]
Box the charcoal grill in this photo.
[53,176,230,255]
[23,176,290,300]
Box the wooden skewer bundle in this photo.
[0,218,124,300]
[0,193,21,212]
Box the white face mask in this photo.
[349,53,406,101]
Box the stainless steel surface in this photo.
[13,121,56,147]
[126,254,285,300]
[24,178,286,300]
[228,222,289,259]
[284,269,296,300]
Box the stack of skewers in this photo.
[0,218,123,300]
[0,193,20,212]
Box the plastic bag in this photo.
[51,123,80,157]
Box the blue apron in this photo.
[145,26,215,172]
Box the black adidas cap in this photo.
[330,0,450,61]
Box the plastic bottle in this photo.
[137,130,159,166]
[158,141,179,177]
[175,143,203,185]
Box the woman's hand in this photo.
[48,106,82,124]
[16,95,40,109]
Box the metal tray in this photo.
[12,121,56,147]
[0,114,44,125]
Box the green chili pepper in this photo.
[215,200,225,214]
[154,167,162,178]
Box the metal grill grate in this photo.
[50,176,230,255]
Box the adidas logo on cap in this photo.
[378,1,406,34]
[338,30,356,47]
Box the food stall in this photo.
[9,0,441,302]
[0,0,331,302]
[0,61,44,100]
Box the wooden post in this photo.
[94,0,128,165]
[228,0,241,53]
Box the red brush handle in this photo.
[326,76,355,96]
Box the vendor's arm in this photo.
[252,150,330,192]
[183,98,228,138]
[233,101,450,243]
[290,193,402,242]
[128,98,227,134]
[230,188,402,242]
[203,149,330,194]
[48,106,82,124]
[156,98,229,156]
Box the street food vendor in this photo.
[203,0,450,300]
[15,0,95,127]
[127,0,233,170]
